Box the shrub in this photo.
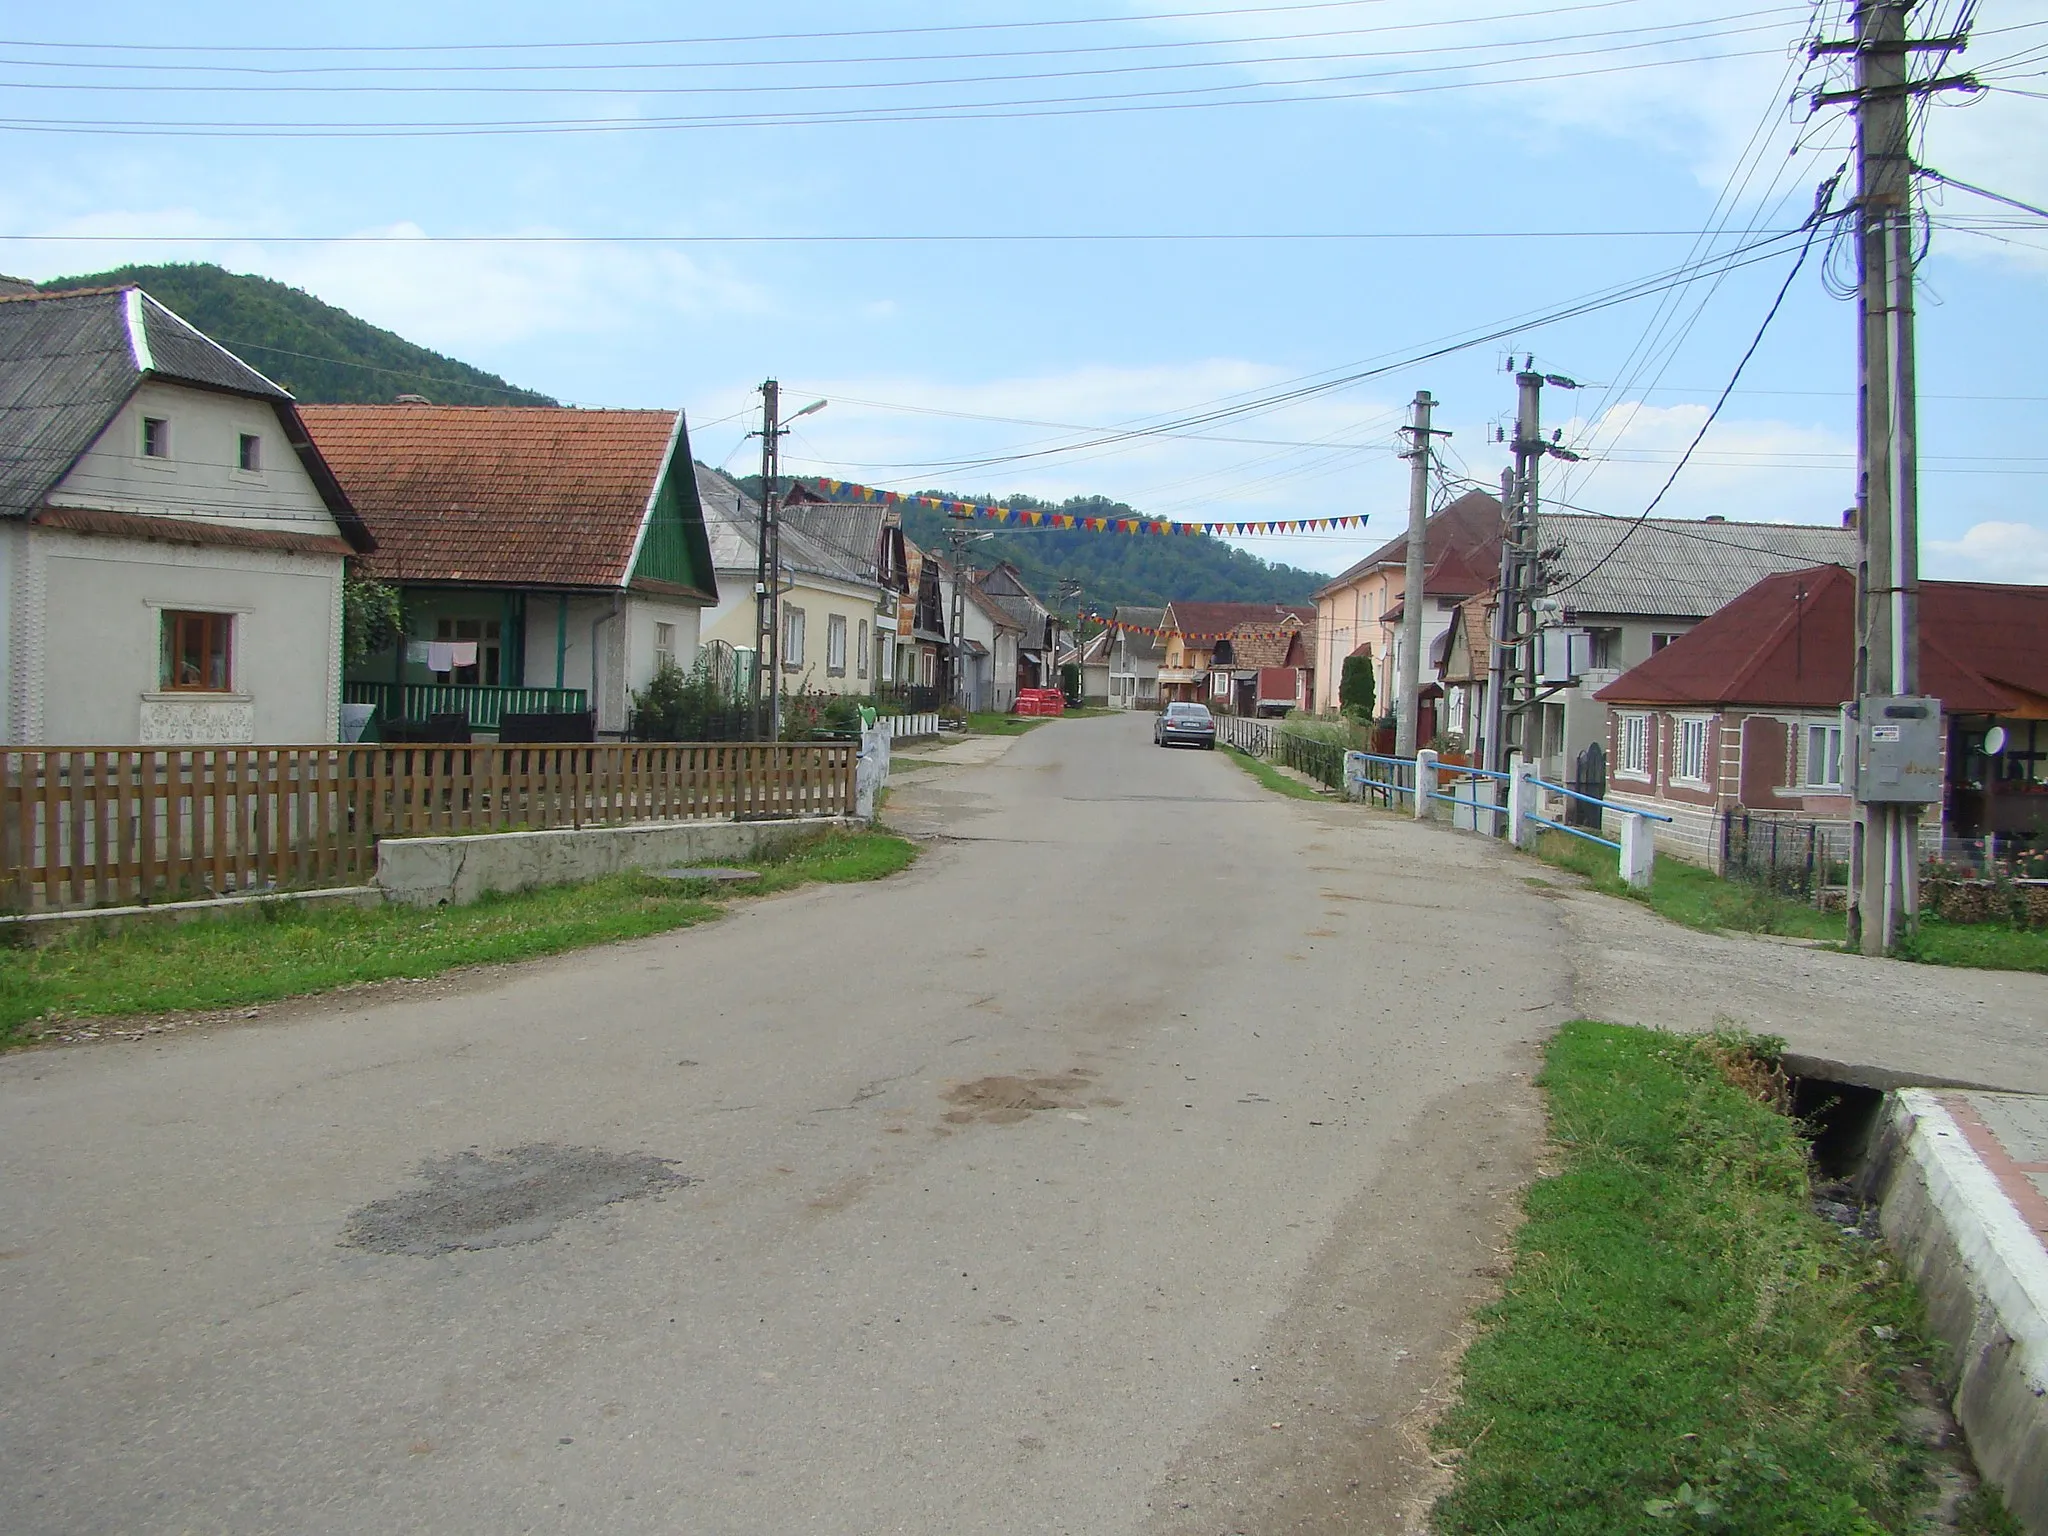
[1339,652,1375,723]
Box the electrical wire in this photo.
[1546,185,1841,599]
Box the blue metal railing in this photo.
[1525,773,1672,852]
[1343,750,1416,809]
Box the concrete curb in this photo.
[375,816,860,907]
[0,886,384,946]
[1873,1089,2048,1533]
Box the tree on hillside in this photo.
[38,263,555,407]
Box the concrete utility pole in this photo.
[1812,0,1971,953]
[1396,390,1450,760]
[753,379,781,741]
[947,524,969,710]
[1483,364,1547,779]
[1482,465,1515,778]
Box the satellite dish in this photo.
[1983,725,2008,756]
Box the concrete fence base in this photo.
[375,816,860,908]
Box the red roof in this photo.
[1164,601,1313,640]
[1595,565,2048,715]
[1315,489,1501,598]
[300,405,680,588]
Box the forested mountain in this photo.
[38,263,555,406]
[746,481,1329,609]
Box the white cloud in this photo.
[1543,399,1858,523]
[1927,520,2048,583]
[0,210,766,365]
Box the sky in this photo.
[5,0,2047,585]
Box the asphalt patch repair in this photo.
[943,1070,1094,1125]
[341,1143,690,1256]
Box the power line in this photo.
[0,42,1791,136]
[1548,182,1841,598]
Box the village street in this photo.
[1,714,1570,1535]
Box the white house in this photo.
[1,285,370,745]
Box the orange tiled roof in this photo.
[300,404,679,588]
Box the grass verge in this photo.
[1435,1020,1947,1535]
[966,712,1044,736]
[1529,831,2048,972]
[1222,745,1327,802]
[1,830,916,1044]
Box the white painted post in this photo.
[1509,758,1535,849]
[1620,812,1655,890]
[1414,749,1439,821]
[1343,751,1368,802]
[856,723,891,819]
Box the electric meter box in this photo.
[1853,695,1942,804]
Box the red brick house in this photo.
[1593,565,2048,867]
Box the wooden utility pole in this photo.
[1396,390,1449,760]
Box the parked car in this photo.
[1155,702,1216,749]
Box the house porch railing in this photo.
[0,741,856,912]
[344,681,589,732]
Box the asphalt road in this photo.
[0,714,1570,1535]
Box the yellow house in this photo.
[695,467,897,696]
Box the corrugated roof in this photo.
[1595,565,2048,714]
[1544,514,1858,620]
[0,286,307,523]
[697,470,885,590]
[302,404,681,588]
[1113,605,1166,663]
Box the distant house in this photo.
[1058,627,1114,706]
[1156,601,1314,710]
[696,467,897,700]
[1594,565,2048,866]
[1,285,371,745]
[1311,490,1500,726]
[933,556,1024,713]
[1108,605,1165,709]
[972,562,1055,695]
[302,404,716,738]
[1433,592,1497,753]
[896,539,952,700]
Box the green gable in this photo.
[632,414,718,599]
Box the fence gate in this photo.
[1568,742,1606,830]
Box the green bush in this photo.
[1339,652,1376,723]
[1060,661,1082,704]
[629,657,729,740]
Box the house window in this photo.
[1676,717,1711,783]
[237,433,262,472]
[434,617,502,686]
[160,610,232,692]
[1651,631,1682,654]
[1619,713,1650,776]
[142,416,170,459]
[827,613,848,676]
[880,637,896,682]
[1805,721,1844,788]
[857,620,869,679]
[1589,628,1622,669]
[654,621,676,671]
[783,606,805,669]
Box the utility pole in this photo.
[753,379,783,741]
[1396,390,1449,760]
[1812,2,1972,952]
[1482,464,1516,779]
[1484,363,1547,778]
[947,523,969,710]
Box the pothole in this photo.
[943,1070,1094,1125]
[341,1143,690,1256]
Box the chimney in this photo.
[394,393,434,405]
[1841,506,1858,529]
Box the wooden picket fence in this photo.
[0,742,858,912]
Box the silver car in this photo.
[1154,702,1217,749]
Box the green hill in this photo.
[747,481,1329,609]
[38,262,555,406]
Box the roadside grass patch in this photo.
[1222,745,1326,802]
[1530,832,2047,972]
[966,712,1043,736]
[1,830,915,1043]
[1435,1020,1938,1535]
